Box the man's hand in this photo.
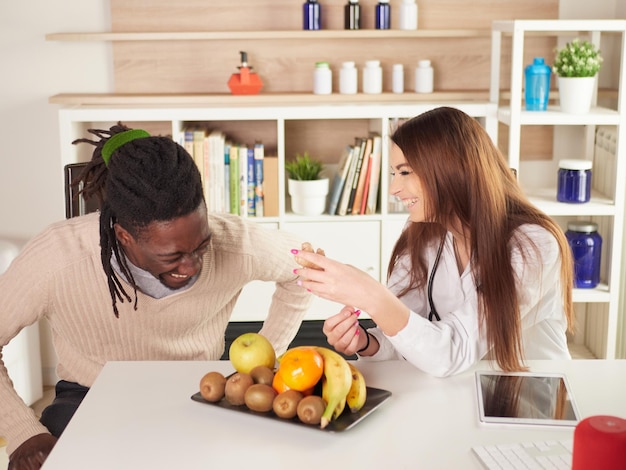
[8,433,57,470]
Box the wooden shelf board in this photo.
[49,91,493,107]
[45,29,491,42]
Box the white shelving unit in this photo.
[490,19,626,359]
[57,101,497,322]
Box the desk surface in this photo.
[41,359,626,470]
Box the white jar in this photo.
[414,59,433,93]
[362,60,382,94]
[313,61,332,95]
[399,0,418,30]
[339,61,358,94]
[392,63,404,94]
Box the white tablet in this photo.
[475,370,580,427]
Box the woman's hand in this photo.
[292,249,384,314]
[9,433,57,470]
[293,248,411,336]
[322,307,364,356]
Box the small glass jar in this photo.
[566,221,602,288]
[313,61,332,95]
[557,159,592,203]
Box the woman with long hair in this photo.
[294,106,574,377]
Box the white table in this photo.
[41,359,626,470]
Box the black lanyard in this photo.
[427,235,445,322]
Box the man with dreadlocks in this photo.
[0,123,313,469]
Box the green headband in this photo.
[101,129,151,166]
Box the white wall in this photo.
[0,1,622,385]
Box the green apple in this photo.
[229,332,276,374]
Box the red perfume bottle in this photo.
[228,51,263,95]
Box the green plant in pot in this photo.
[552,38,603,113]
[286,152,329,215]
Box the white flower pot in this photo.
[288,178,329,216]
[558,76,596,114]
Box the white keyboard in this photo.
[472,440,573,469]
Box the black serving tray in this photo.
[191,386,391,433]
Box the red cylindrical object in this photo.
[572,415,626,469]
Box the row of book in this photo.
[182,127,278,217]
[327,134,382,216]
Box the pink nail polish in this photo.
[355,328,360,336]
[355,309,361,317]
[297,280,302,286]
[293,268,298,274]
[290,249,299,254]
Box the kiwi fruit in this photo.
[224,372,254,406]
[249,365,275,386]
[199,371,227,402]
[244,383,277,412]
[273,389,304,419]
[296,395,326,425]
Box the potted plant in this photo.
[552,38,603,113]
[285,152,329,215]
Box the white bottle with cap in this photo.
[392,64,404,94]
[362,60,383,94]
[313,61,332,94]
[339,61,358,94]
[399,0,418,30]
[414,59,433,93]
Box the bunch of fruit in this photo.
[199,333,367,428]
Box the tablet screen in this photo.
[475,371,580,426]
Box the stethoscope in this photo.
[427,235,446,322]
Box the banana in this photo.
[346,363,367,413]
[322,375,347,419]
[314,346,352,429]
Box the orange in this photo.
[272,369,291,394]
[276,347,324,392]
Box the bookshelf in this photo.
[490,19,626,359]
[56,100,498,322]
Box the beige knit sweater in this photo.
[0,212,312,454]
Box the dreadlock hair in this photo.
[71,122,205,317]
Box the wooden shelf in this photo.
[49,91,494,107]
[45,29,491,42]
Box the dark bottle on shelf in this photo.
[303,0,321,30]
[375,0,391,30]
[345,0,361,30]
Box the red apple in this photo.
[229,332,276,374]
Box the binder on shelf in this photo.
[365,135,382,215]
[247,147,256,216]
[207,129,226,213]
[327,145,355,216]
[336,140,362,216]
[224,142,231,213]
[262,156,279,217]
[238,144,249,217]
[253,142,265,217]
[345,138,367,214]
[351,137,373,215]
[229,143,240,215]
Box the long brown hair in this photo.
[388,107,574,371]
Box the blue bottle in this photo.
[524,57,551,111]
[375,0,390,30]
[303,0,321,30]
[566,221,602,288]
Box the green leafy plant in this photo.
[285,152,324,181]
[553,38,603,78]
